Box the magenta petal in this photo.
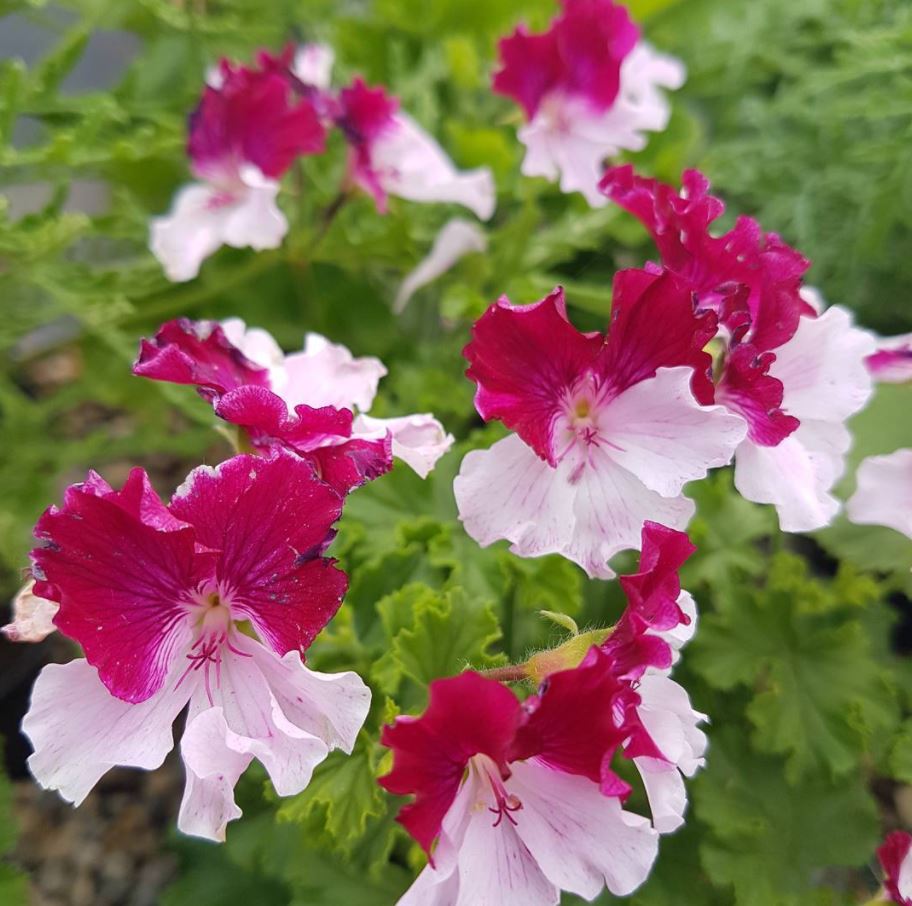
[134,318,270,403]
[168,453,347,657]
[717,344,800,446]
[510,646,636,798]
[878,830,912,905]
[464,288,604,464]
[602,268,717,403]
[493,26,563,119]
[379,672,522,856]
[31,471,199,704]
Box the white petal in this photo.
[633,758,687,834]
[220,318,285,372]
[770,307,875,423]
[653,590,698,655]
[281,333,387,411]
[847,449,912,540]
[149,171,287,283]
[509,759,659,898]
[2,579,59,642]
[395,218,488,312]
[899,848,912,901]
[24,659,189,806]
[354,412,454,478]
[455,434,695,579]
[373,114,496,220]
[292,43,335,89]
[599,367,746,497]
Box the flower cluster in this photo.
[151,43,496,282]
[380,523,705,903]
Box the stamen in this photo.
[479,760,523,829]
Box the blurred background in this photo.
[2,0,912,903]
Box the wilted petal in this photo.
[2,579,58,642]
[847,449,912,540]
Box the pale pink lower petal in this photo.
[354,413,454,478]
[372,114,496,221]
[455,434,695,579]
[221,166,288,251]
[847,449,912,540]
[395,219,488,312]
[599,367,746,497]
[292,43,335,90]
[281,333,386,411]
[509,759,659,898]
[2,579,59,642]
[633,757,687,833]
[178,707,249,841]
[24,659,191,806]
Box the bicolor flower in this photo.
[22,453,370,841]
[847,449,912,541]
[879,831,912,905]
[601,166,876,530]
[380,658,659,905]
[493,0,684,206]
[134,318,453,490]
[453,268,746,578]
[151,54,326,282]
[866,333,912,384]
[336,78,496,219]
[2,579,59,643]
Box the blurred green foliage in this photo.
[2,0,912,904]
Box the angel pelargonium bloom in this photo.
[336,78,495,220]
[602,522,707,833]
[380,657,659,906]
[847,449,912,540]
[493,0,684,207]
[133,318,453,488]
[454,268,746,578]
[151,55,326,282]
[602,166,876,531]
[22,453,370,842]
[879,832,912,905]
[866,333,912,384]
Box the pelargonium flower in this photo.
[866,332,912,384]
[601,166,876,530]
[151,55,326,282]
[847,449,912,540]
[493,0,685,206]
[133,318,453,491]
[453,268,746,578]
[22,453,370,841]
[879,831,912,905]
[2,579,59,642]
[380,659,659,905]
[336,78,496,219]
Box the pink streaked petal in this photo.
[32,471,199,704]
[354,413,454,478]
[597,366,746,497]
[867,333,912,384]
[455,435,695,580]
[133,317,270,401]
[770,307,875,423]
[281,333,387,411]
[24,659,191,806]
[847,450,912,540]
[379,672,522,857]
[359,113,496,220]
[879,831,912,906]
[509,759,658,898]
[716,345,799,446]
[2,579,59,643]
[169,453,347,657]
[602,269,717,403]
[465,288,603,464]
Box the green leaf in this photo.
[692,555,898,780]
[694,730,879,906]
